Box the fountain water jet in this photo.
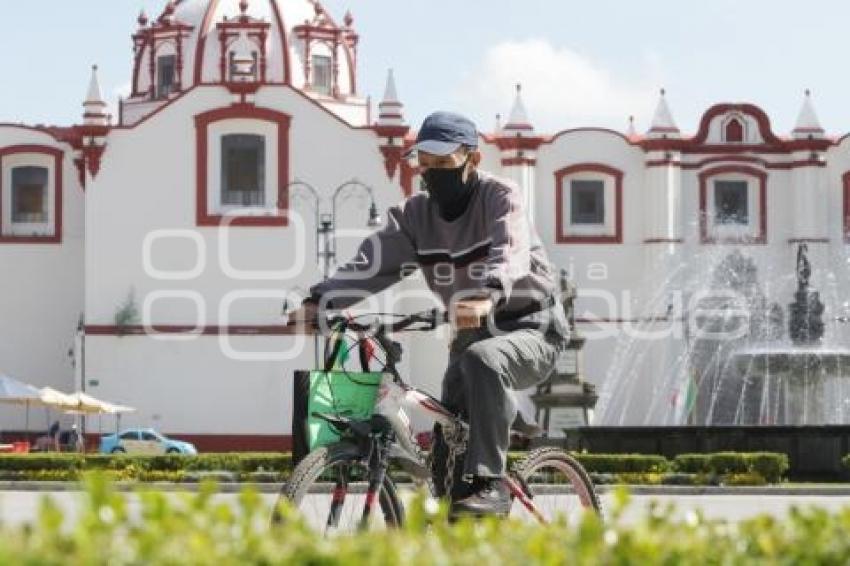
[712,245,850,425]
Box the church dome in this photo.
[129,0,359,101]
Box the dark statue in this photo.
[788,244,825,345]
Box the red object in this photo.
[725,118,744,142]
[363,337,375,363]
[12,441,30,453]
[415,431,432,450]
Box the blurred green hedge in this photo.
[0,475,848,564]
[0,451,789,485]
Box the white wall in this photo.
[0,127,84,430]
[9,84,849,435]
[85,83,449,435]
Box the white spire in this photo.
[502,83,533,135]
[377,68,404,127]
[382,68,399,103]
[626,115,637,139]
[647,88,679,138]
[83,65,109,126]
[85,65,105,105]
[792,89,824,139]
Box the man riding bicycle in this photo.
[289,111,570,517]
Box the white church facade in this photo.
[3,0,850,447]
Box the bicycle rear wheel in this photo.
[275,441,404,535]
[510,447,601,524]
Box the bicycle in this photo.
[275,308,601,534]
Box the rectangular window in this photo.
[570,180,605,224]
[157,55,176,99]
[714,180,748,225]
[221,134,265,206]
[11,166,48,223]
[311,55,333,96]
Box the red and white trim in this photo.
[194,103,290,227]
[0,145,63,244]
[554,163,624,244]
[698,164,767,245]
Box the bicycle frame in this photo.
[371,374,549,522]
[306,310,555,524]
[373,373,457,471]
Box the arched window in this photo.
[699,165,767,244]
[724,118,744,143]
[194,106,290,227]
[0,145,63,243]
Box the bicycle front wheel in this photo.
[510,447,601,524]
[275,441,404,535]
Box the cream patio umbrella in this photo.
[39,387,78,410]
[0,374,46,438]
[64,392,136,415]
[62,392,136,438]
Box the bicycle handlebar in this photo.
[283,308,451,336]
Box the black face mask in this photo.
[422,157,475,221]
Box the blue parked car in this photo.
[99,428,197,455]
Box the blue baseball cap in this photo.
[408,111,479,157]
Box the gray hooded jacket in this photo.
[309,170,569,335]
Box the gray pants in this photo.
[440,325,566,478]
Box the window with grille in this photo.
[221,134,266,206]
[157,55,176,98]
[312,55,333,95]
[714,180,748,225]
[11,166,48,223]
[570,180,605,224]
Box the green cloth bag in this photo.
[307,370,384,450]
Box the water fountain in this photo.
[709,245,850,425]
[573,244,850,479]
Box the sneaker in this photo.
[449,477,511,518]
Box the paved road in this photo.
[2,489,850,530]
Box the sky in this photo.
[2,0,849,136]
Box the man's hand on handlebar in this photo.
[451,298,494,330]
[283,295,492,333]
[285,300,320,329]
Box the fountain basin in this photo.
[710,345,850,425]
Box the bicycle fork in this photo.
[360,431,392,530]
[326,465,349,531]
